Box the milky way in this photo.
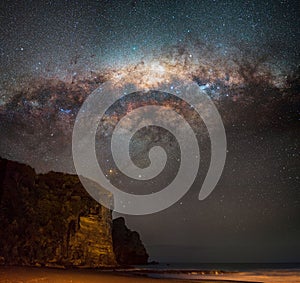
[0,0,299,262]
[0,46,298,173]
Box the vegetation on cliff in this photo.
[0,157,148,267]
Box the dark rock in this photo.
[112,217,149,265]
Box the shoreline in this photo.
[0,266,253,283]
[1,265,300,283]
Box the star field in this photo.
[0,0,299,262]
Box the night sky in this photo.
[0,0,299,262]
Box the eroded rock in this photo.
[0,157,116,267]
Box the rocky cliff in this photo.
[0,157,148,267]
[112,217,149,265]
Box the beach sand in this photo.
[0,266,246,283]
[1,266,300,283]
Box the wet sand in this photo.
[0,266,249,283]
[1,266,300,283]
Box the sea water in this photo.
[131,262,300,282]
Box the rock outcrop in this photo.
[0,157,116,267]
[0,157,149,267]
[112,217,149,265]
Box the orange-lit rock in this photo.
[0,157,116,267]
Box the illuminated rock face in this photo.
[0,157,116,267]
[66,213,116,267]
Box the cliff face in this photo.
[112,217,149,265]
[0,158,116,267]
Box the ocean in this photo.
[129,262,300,282]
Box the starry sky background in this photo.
[0,0,299,262]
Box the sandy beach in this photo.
[0,266,249,283]
[1,266,300,283]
